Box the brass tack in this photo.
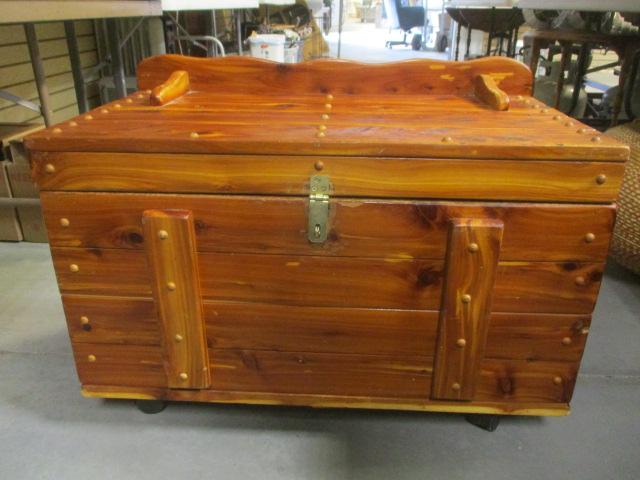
[581,327,590,335]
[174,334,183,342]
[88,354,96,362]
[314,160,324,171]
[564,121,574,127]
[100,108,109,114]
[318,125,327,131]
[69,264,79,273]
[575,276,586,286]
[53,128,62,134]
[179,372,188,381]
[467,242,479,253]
[321,114,330,120]
[60,218,70,227]
[461,294,471,304]
[553,115,561,120]
[456,338,467,348]
[441,136,453,143]
[584,232,595,243]
[190,132,199,139]
[84,114,93,120]
[114,103,122,109]
[516,95,523,100]
[325,103,332,110]
[317,132,326,138]
[45,164,55,173]
[326,94,334,100]
[80,316,89,325]
[541,108,549,113]
[126,98,133,103]
[562,336,572,346]
[577,128,587,134]
[452,382,461,391]
[595,174,607,185]
[591,136,602,142]
[68,121,78,127]
[145,89,152,94]
[136,94,145,99]
[553,376,563,385]
[158,230,169,240]
[524,99,531,105]
[167,281,176,291]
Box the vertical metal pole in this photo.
[337,0,344,58]
[236,10,243,55]
[106,18,127,99]
[24,23,53,127]
[64,21,88,114]
[465,25,472,60]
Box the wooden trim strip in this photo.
[32,152,625,200]
[81,385,570,416]
[432,218,503,400]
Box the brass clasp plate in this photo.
[308,175,331,243]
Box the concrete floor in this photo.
[1,242,639,480]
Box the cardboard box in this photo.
[1,123,47,243]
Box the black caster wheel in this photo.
[465,414,500,432]
[135,399,167,414]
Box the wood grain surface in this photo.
[24,56,628,161]
[32,152,626,201]
[142,210,210,389]
[72,343,578,404]
[432,219,503,400]
[62,295,590,363]
[51,247,604,314]
[41,193,616,262]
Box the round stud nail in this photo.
[326,94,334,100]
[314,160,324,171]
[553,376,563,385]
[325,103,332,110]
[80,316,89,325]
[461,294,472,303]
[541,108,549,113]
[584,233,595,243]
[179,372,188,381]
[145,89,152,94]
[317,132,326,138]
[318,125,327,131]
[60,218,70,227]
[69,121,78,127]
[591,136,601,142]
[452,382,461,391]
[84,114,93,120]
[581,327,590,335]
[167,281,176,291]
[53,128,62,134]
[190,132,199,139]
[553,115,561,120]
[100,108,109,114]
[136,94,145,99]
[441,136,453,143]
[175,334,183,342]
[577,128,587,134]
[575,276,586,286]
[456,338,467,348]
[69,264,79,273]
[126,98,133,104]
[114,103,122,109]
[562,337,572,345]
[596,174,607,185]
[88,354,96,362]
[564,121,574,127]
[158,230,169,240]
[45,164,55,174]
[467,242,479,253]
[321,114,330,120]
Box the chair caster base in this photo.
[135,399,167,414]
[465,414,501,432]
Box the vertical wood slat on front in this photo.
[432,218,504,401]
[142,209,210,389]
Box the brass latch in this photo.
[308,175,331,243]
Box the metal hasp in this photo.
[308,175,332,243]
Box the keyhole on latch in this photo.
[314,224,321,238]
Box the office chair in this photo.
[383,0,425,50]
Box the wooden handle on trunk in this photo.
[151,70,190,106]
[474,74,510,111]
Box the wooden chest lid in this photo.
[25,55,628,162]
